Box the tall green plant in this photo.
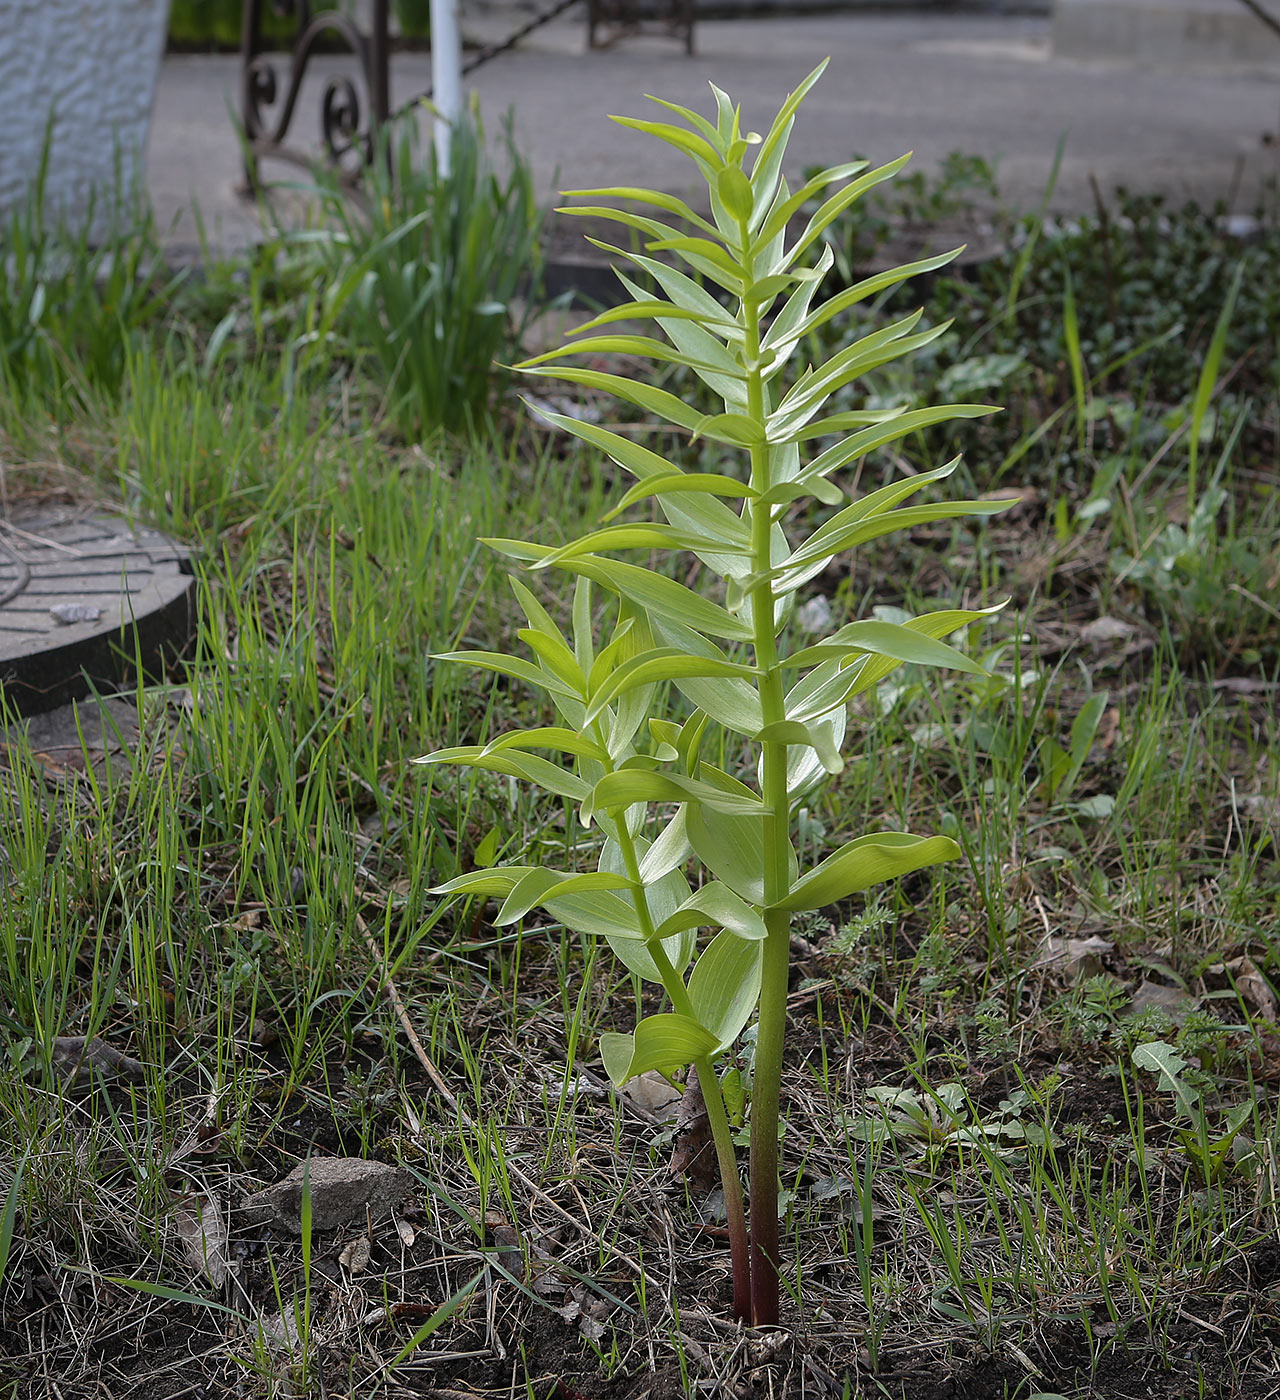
[417,65,1012,1324]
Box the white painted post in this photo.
[430,0,463,174]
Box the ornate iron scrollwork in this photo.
[240,0,389,188]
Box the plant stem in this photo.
[741,275,789,1327]
[598,733,752,1318]
[692,1055,752,1319]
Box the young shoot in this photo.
[417,63,1013,1325]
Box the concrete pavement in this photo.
[146,10,1280,258]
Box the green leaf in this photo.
[1133,1042,1199,1119]
[754,157,882,248]
[763,248,962,353]
[749,60,829,218]
[773,405,995,498]
[486,728,607,762]
[785,152,914,265]
[687,766,798,904]
[559,185,720,237]
[604,471,754,521]
[614,271,749,408]
[517,629,587,690]
[783,607,1002,726]
[692,412,766,448]
[599,1013,721,1087]
[639,808,692,882]
[778,498,1012,592]
[776,833,960,912]
[653,881,767,942]
[754,244,833,360]
[569,300,721,335]
[526,407,752,554]
[495,868,634,926]
[431,866,534,898]
[596,841,695,980]
[513,366,704,433]
[584,649,758,725]
[415,745,590,802]
[428,650,579,700]
[689,931,764,1047]
[543,888,645,941]
[492,542,755,643]
[1049,690,1109,802]
[572,577,595,674]
[604,246,735,326]
[644,235,745,288]
[534,524,747,570]
[623,107,724,164]
[648,618,763,735]
[592,769,767,816]
[509,576,569,648]
[717,165,755,223]
[756,718,844,775]
[767,315,940,439]
[521,333,739,381]
[784,620,987,675]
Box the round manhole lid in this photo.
[0,503,195,716]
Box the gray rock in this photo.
[243,1158,410,1234]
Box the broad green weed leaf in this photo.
[600,1012,720,1086]
[654,882,768,942]
[496,869,634,925]
[687,767,798,903]
[592,769,767,816]
[689,931,764,1046]
[784,620,987,674]
[585,649,758,725]
[431,866,533,897]
[416,746,589,802]
[428,650,579,700]
[777,833,961,912]
[640,809,692,882]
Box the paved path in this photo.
[151,10,1280,256]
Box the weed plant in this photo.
[422,66,1014,1325]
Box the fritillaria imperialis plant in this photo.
[418,64,1012,1325]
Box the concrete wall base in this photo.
[0,1,171,240]
[1053,0,1280,68]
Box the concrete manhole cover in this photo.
[0,503,195,716]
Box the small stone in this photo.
[48,603,102,625]
[242,1158,410,1234]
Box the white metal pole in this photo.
[429,0,463,174]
